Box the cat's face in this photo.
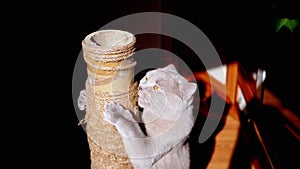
[138,64,197,113]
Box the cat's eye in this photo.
[153,85,159,90]
[145,77,148,81]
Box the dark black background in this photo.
[13,0,299,168]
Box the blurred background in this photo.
[64,1,299,168]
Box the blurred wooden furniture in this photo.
[194,61,268,168]
[195,61,300,169]
[194,61,263,120]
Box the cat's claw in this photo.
[104,102,117,112]
[103,102,118,125]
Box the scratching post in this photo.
[81,30,138,169]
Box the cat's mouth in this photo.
[138,91,149,108]
[138,96,147,108]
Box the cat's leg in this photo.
[152,143,190,169]
[103,102,145,138]
[104,102,157,168]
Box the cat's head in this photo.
[138,64,197,112]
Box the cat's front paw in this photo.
[103,102,122,125]
[103,102,136,125]
[103,102,143,138]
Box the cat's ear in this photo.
[179,82,197,97]
[163,64,178,74]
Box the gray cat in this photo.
[104,64,197,169]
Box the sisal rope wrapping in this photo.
[81,29,137,168]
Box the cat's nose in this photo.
[138,86,142,91]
